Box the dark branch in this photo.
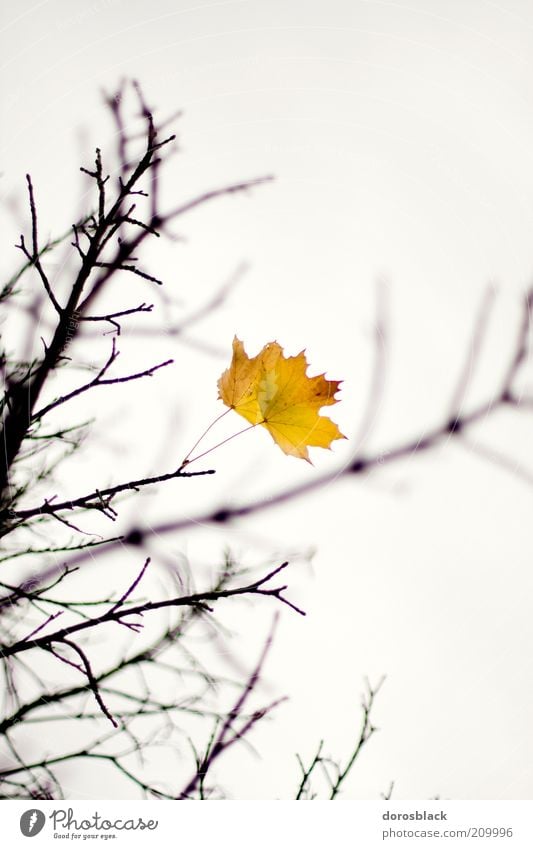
[1,563,301,659]
[11,466,215,522]
[16,175,63,316]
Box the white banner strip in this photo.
[3,800,533,847]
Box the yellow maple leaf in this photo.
[217,336,346,461]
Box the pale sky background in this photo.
[1,0,533,800]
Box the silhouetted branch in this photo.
[1,562,301,660]
[57,638,118,728]
[295,740,324,800]
[448,283,497,415]
[295,677,385,800]
[31,337,173,421]
[16,175,63,316]
[10,466,215,525]
[2,75,530,804]
[0,79,272,500]
[80,301,153,336]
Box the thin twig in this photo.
[13,466,215,521]
[32,338,173,421]
[1,563,301,659]
[16,175,63,316]
[56,639,118,728]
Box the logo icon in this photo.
[20,810,46,837]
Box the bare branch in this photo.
[31,337,173,422]
[295,677,385,800]
[56,639,118,728]
[11,465,215,523]
[178,618,283,798]
[448,283,497,415]
[1,563,301,660]
[16,175,63,316]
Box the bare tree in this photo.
[0,80,531,800]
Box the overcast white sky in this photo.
[2,0,533,800]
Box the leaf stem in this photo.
[181,422,257,468]
[180,408,232,466]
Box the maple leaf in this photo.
[217,336,346,461]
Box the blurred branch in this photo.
[2,74,529,804]
[353,277,389,450]
[448,283,497,415]
[39,284,529,572]
[178,618,284,799]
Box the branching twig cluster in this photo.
[295,677,385,800]
[0,81,285,800]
